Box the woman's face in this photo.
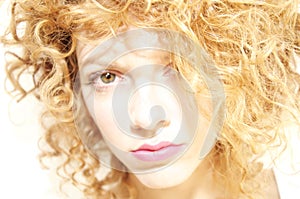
[76,28,218,189]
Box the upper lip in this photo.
[131,141,178,152]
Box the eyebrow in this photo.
[79,47,172,77]
[79,40,119,67]
[80,62,121,78]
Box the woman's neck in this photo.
[126,157,223,199]
[126,159,280,199]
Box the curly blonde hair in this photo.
[2,0,300,198]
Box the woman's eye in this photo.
[101,72,116,84]
[163,63,178,76]
[88,70,124,92]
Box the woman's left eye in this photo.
[162,62,178,76]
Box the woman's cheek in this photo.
[93,100,133,150]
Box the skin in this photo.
[78,48,212,186]
[76,28,280,198]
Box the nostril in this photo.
[130,120,170,138]
[150,105,167,125]
[155,120,170,130]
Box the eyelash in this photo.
[87,63,177,92]
[163,62,177,76]
[88,70,125,92]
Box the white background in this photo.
[0,0,59,198]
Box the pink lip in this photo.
[131,142,184,162]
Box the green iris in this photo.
[101,72,116,84]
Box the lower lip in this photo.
[131,145,185,162]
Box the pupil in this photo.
[106,73,111,79]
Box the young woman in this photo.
[2,0,300,198]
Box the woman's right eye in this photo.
[100,72,116,84]
[88,70,125,92]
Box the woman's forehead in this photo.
[76,28,172,68]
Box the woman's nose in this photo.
[128,85,170,138]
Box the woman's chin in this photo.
[132,160,200,189]
[136,174,188,189]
